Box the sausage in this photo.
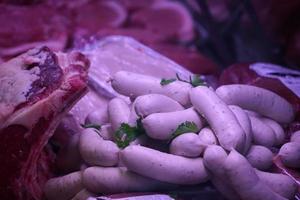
[108,97,130,132]
[169,132,205,157]
[44,171,83,200]
[82,166,176,194]
[255,170,298,199]
[246,145,273,170]
[142,108,204,140]
[71,189,95,200]
[85,105,109,125]
[229,105,252,154]
[120,145,209,185]
[134,94,184,117]
[278,142,300,168]
[203,145,240,200]
[190,86,245,152]
[198,127,218,145]
[224,150,287,200]
[79,128,119,167]
[249,116,276,147]
[261,118,285,146]
[291,130,300,143]
[111,71,192,106]
[216,84,295,124]
[245,110,261,117]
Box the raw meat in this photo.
[130,1,194,42]
[0,46,89,200]
[73,1,127,38]
[149,43,219,75]
[0,4,68,60]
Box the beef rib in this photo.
[0,46,89,200]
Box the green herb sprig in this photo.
[170,121,198,140]
[114,118,145,149]
[161,73,207,87]
[160,78,177,86]
[177,73,207,87]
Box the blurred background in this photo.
[0,0,300,74]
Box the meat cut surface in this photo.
[0,47,89,200]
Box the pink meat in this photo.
[73,0,127,37]
[130,1,194,42]
[0,46,89,200]
[0,5,68,60]
[149,43,219,75]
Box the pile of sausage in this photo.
[44,71,299,200]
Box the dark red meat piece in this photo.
[0,47,89,200]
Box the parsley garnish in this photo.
[80,123,102,130]
[170,121,198,140]
[160,78,177,86]
[174,73,207,87]
[189,74,207,87]
[114,118,145,149]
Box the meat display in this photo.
[0,47,89,200]
[0,0,299,200]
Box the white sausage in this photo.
[246,145,273,170]
[279,142,300,168]
[190,86,245,152]
[249,116,276,147]
[85,105,109,125]
[245,110,261,117]
[203,145,240,200]
[82,167,176,194]
[198,127,217,145]
[79,129,119,167]
[142,108,204,140]
[71,189,95,200]
[120,145,209,185]
[216,84,295,123]
[261,118,285,146]
[291,130,300,143]
[224,150,287,200]
[169,133,205,157]
[128,101,139,126]
[134,94,184,117]
[229,105,252,154]
[108,97,130,132]
[44,171,83,200]
[255,170,298,199]
[111,71,192,106]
